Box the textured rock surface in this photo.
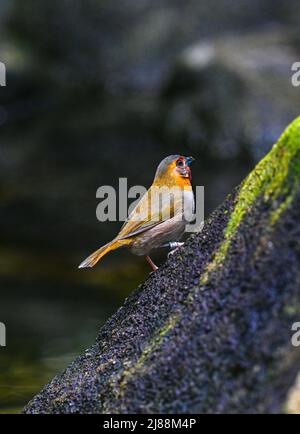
[24,117,300,414]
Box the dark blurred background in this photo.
[0,0,300,412]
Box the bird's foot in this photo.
[167,242,185,257]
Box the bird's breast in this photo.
[174,187,195,222]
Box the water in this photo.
[0,257,146,413]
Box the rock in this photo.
[24,117,300,414]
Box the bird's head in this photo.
[154,155,195,186]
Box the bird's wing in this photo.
[117,185,178,240]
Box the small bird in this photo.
[79,155,195,272]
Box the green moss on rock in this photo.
[201,116,300,284]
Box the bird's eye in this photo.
[176,160,184,167]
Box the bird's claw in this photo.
[167,242,184,257]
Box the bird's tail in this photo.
[78,239,128,269]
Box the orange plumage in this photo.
[79,155,195,271]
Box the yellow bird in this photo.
[79,155,195,271]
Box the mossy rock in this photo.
[24,117,300,414]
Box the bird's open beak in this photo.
[186,156,195,166]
